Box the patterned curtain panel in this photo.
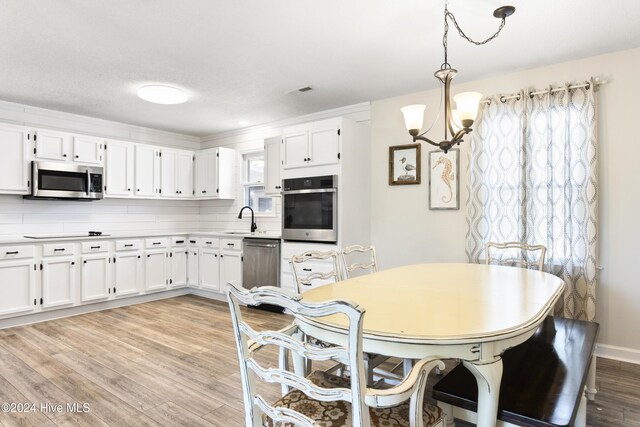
[466,80,598,321]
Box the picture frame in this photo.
[429,148,460,210]
[389,144,421,185]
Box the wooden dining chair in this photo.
[289,250,343,294]
[485,241,547,272]
[226,281,445,427]
[341,244,378,278]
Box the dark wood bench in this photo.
[432,317,599,427]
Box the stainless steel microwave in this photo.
[282,175,337,243]
[26,161,104,200]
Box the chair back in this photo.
[341,245,378,278]
[226,282,370,427]
[289,250,342,294]
[485,241,547,271]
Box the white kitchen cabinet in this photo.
[169,247,188,288]
[193,147,236,200]
[264,136,281,195]
[145,249,168,292]
[34,129,71,161]
[198,247,220,291]
[0,258,36,317]
[41,256,75,309]
[105,140,134,197]
[187,247,199,286]
[281,119,340,169]
[73,136,103,165]
[0,123,30,194]
[161,149,194,198]
[220,250,242,289]
[135,144,160,197]
[114,252,142,297]
[81,254,111,302]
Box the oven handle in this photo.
[281,188,336,195]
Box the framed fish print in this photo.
[429,149,459,209]
[389,144,421,185]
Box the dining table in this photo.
[296,263,566,427]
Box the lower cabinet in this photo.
[0,258,36,317]
[169,248,188,288]
[145,249,168,292]
[199,248,220,291]
[81,254,111,302]
[114,252,142,297]
[42,257,75,308]
[220,250,242,289]
[187,248,199,286]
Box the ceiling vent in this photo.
[286,86,313,95]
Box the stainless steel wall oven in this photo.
[281,175,337,243]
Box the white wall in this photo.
[370,47,640,357]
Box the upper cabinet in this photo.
[264,136,281,195]
[194,147,236,200]
[0,123,30,195]
[34,130,104,166]
[281,119,340,169]
[73,136,103,164]
[161,149,194,198]
[135,144,160,197]
[105,140,134,197]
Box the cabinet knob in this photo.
[137,189,140,191]
[63,154,67,158]
[128,188,131,191]
[75,155,79,158]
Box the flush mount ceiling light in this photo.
[137,85,188,104]
[401,3,515,153]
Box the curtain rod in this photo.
[480,79,609,104]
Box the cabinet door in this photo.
[81,255,110,302]
[220,250,243,289]
[105,141,133,197]
[198,248,219,291]
[161,150,178,197]
[170,249,188,288]
[73,136,103,164]
[308,126,340,166]
[115,252,142,297]
[187,248,199,286]
[42,257,75,309]
[34,129,70,161]
[281,132,308,169]
[177,151,194,198]
[194,151,215,198]
[0,123,30,194]
[264,137,281,195]
[145,250,167,291]
[217,147,236,199]
[0,259,36,317]
[135,145,159,197]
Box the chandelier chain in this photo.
[441,4,508,69]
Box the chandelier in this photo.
[401,3,516,153]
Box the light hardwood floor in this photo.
[0,295,637,427]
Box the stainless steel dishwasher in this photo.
[242,238,280,289]
[243,238,282,312]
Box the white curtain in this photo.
[465,80,598,321]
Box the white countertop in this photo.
[0,230,281,245]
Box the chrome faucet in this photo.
[237,206,257,233]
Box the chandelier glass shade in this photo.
[401,4,515,153]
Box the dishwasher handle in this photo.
[244,243,277,248]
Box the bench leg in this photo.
[586,354,597,400]
[575,391,587,427]
[463,357,503,427]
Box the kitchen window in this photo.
[242,152,274,215]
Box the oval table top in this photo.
[299,263,565,345]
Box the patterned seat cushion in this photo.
[264,371,443,427]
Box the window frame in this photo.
[241,150,275,217]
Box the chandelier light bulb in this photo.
[453,92,483,127]
[401,104,426,136]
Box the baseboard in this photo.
[0,288,191,330]
[596,343,640,365]
[188,287,227,302]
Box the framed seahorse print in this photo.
[429,149,459,210]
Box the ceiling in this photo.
[2,0,640,137]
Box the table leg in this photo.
[586,354,597,400]
[463,357,503,427]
